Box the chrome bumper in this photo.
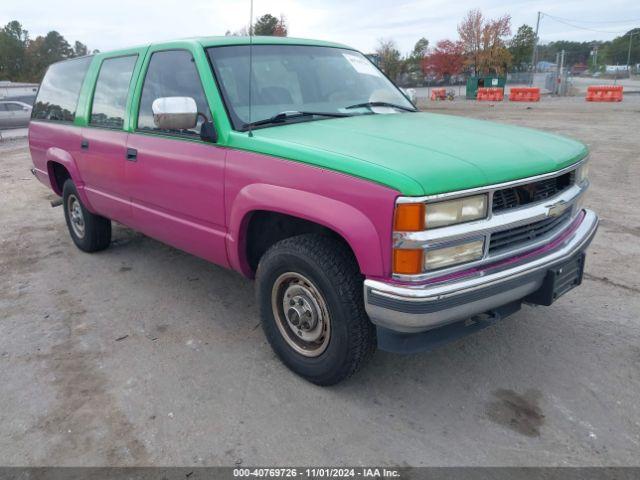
[364,209,599,333]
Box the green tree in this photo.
[72,40,88,57]
[253,14,279,36]
[0,21,29,80]
[536,40,596,65]
[602,28,640,65]
[404,37,429,84]
[376,39,403,82]
[509,24,536,69]
[25,30,73,81]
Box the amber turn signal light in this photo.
[393,248,423,275]
[394,203,425,231]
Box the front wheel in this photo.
[62,180,111,252]
[256,234,376,385]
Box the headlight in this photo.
[575,161,589,185]
[424,238,485,270]
[425,194,488,229]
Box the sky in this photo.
[2,0,640,54]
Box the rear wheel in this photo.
[62,180,111,252]
[256,234,376,385]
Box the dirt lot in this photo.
[1,97,639,467]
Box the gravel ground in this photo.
[0,97,639,467]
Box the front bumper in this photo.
[364,209,598,334]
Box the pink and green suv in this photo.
[28,36,598,385]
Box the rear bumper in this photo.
[364,209,598,334]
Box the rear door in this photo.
[125,47,227,266]
[77,54,140,223]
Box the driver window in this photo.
[137,50,211,136]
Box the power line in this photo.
[542,14,640,25]
[541,13,637,35]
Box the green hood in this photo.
[228,112,588,197]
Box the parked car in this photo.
[0,100,32,128]
[29,37,598,385]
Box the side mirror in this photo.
[152,96,198,130]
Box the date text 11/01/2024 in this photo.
[232,468,401,478]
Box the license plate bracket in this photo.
[525,253,586,306]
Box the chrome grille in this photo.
[492,171,574,213]
[489,209,572,253]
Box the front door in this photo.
[125,49,227,267]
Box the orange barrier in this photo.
[586,85,623,102]
[430,88,447,101]
[476,87,504,101]
[509,87,540,102]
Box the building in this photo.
[0,81,39,103]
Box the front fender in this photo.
[227,183,386,278]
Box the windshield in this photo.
[207,44,414,130]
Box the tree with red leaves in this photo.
[423,40,465,80]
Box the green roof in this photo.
[93,36,355,60]
[196,35,353,50]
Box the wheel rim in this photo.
[271,272,331,357]
[67,194,85,239]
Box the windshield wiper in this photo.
[243,110,351,129]
[345,101,417,112]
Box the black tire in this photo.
[62,179,111,252]
[256,234,376,386]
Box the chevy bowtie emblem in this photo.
[547,200,569,218]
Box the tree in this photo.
[0,21,29,80]
[25,31,73,81]
[405,37,429,83]
[424,39,465,80]
[273,15,288,37]
[458,9,512,75]
[72,40,88,57]
[509,24,536,69]
[537,40,595,65]
[0,20,93,82]
[253,14,279,36]
[602,28,640,65]
[457,9,483,73]
[375,39,403,82]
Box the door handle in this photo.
[126,148,137,161]
[81,139,89,149]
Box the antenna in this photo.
[248,0,254,137]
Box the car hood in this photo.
[228,112,588,196]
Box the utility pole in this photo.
[530,11,542,86]
[559,49,565,95]
[627,32,636,72]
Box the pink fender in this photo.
[228,184,385,277]
[224,149,400,280]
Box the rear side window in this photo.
[32,56,92,122]
[137,50,210,136]
[90,55,138,129]
[5,103,25,111]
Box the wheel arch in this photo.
[44,147,93,210]
[227,184,386,279]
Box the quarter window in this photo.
[90,55,137,128]
[137,50,210,136]
[32,56,92,122]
